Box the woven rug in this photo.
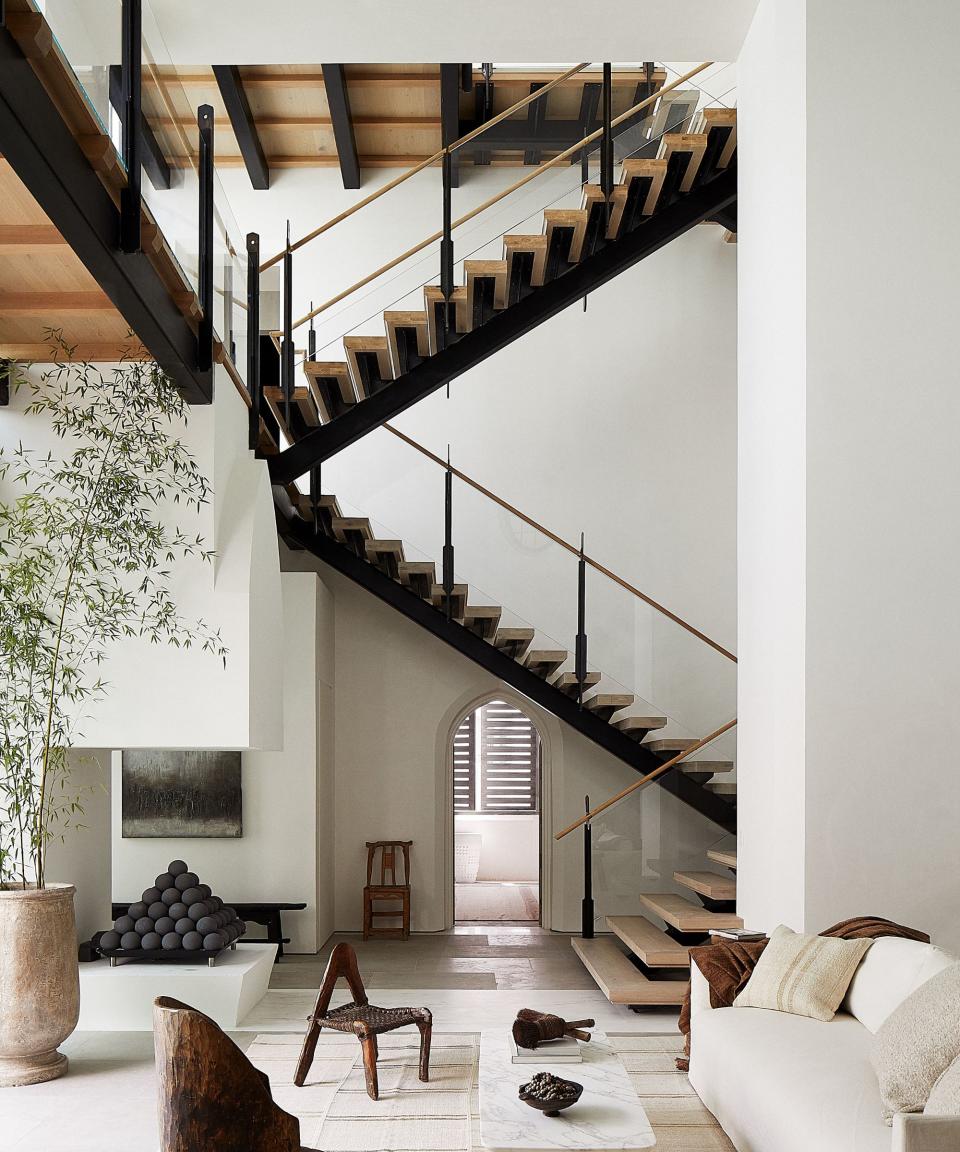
[454,883,540,922]
[245,1030,734,1152]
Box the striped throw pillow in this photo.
[733,924,873,1020]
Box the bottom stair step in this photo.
[606,915,691,968]
[571,936,688,1005]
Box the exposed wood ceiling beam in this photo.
[0,290,114,311]
[147,114,440,130]
[320,64,360,189]
[0,223,67,248]
[212,64,269,190]
[0,341,149,361]
[107,64,171,190]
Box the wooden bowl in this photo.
[518,1076,583,1117]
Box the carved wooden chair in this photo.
[294,941,431,1101]
[154,996,305,1152]
[363,839,412,940]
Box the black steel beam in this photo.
[710,203,737,233]
[280,515,736,834]
[321,64,360,189]
[524,82,546,166]
[0,360,10,406]
[108,65,170,190]
[269,165,737,481]
[440,63,461,188]
[118,0,141,252]
[213,64,269,190]
[0,25,209,401]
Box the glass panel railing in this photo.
[40,0,122,146]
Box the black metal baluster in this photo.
[308,302,316,361]
[223,259,234,362]
[575,533,587,707]
[310,465,321,535]
[440,149,454,356]
[601,63,613,234]
[246,232,260,451]
[582,794,594,938]
[281,219,293,428]
[119,0,142,253]
[443,447,455,621]
[197,104,214,373]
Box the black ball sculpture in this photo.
[97,860,247,961]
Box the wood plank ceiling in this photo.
[142,65,663,170]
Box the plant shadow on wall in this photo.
[0,334,227,1086]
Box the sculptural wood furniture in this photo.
[294,941,431,1101]
[363,839,412,939]
[154,995,304,1152]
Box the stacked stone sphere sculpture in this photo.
[97,859,247,957]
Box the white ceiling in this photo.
[141,0,760,64]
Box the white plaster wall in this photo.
[45,750,112,942]
[737,0,960,951]
[456,815,539,883]
[735,0,807,934]
[0,365,283,752]
[110,571,326,953]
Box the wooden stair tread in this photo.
[619,158,668,217]
[494,627,535,659]
[606,915,691,968]
[553,670,601,696]
[681,760,734,775]
[673,870,737,902]
[398,561,436,598]
[365,538,404,554]
[383,310,430,376]
[645,738,699,756]
[523,649,568,678]
[464,260,508,311]
[706,848,737,870]
[614,715,668,737]
[584,693,633,710]
[462,604,502,639]
[503,234,548,287]
[638,892,742,932]
[571,936,687,1005]
[707,781,737,795]
[332,517,372,539]
[659,132,708,192]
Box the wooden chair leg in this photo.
[294,1018,323,1087]
[417,1018,432,1083]
[362,891,371,941]
[359,1033,379,1100]
[402,890,410,939]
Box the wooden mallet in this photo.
[512,1008,595,1049]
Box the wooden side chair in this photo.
[294,941,431,1101]
[154,996,304,1152]
[363,839,412,940]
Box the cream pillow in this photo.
[926,1052,960,1117]
[872,964,960,1123]
[732,924,872,1020]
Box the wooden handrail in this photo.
[553,718,738,840]
[259,63,591,272]
[288,62,712,332]
[382,423,737,663]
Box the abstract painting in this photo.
[121,750,242,838]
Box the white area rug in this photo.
[245,1031,734,1152]
[455,882,539,921]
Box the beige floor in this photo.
[270,924,598,990]
[455,880,540,921]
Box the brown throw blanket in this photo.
[676,916,930,1071]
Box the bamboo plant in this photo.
[0,340,227,888]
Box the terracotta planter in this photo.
[0,883,80,1086]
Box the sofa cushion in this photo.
[925,1052,960,1118]
[873,965,960,1123]
[844,938,957,1033]
[689,1004,892,1152]
[733,924,872,1021]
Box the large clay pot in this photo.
[0,883,79,1086]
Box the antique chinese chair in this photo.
[363,839,412,940]
[294,941,431,1101]
[154,996,305,1152]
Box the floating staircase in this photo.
[276,493,736,833]
[265,105,737,483]
[571,841,740,1006]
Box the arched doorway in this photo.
[451,697,542,924]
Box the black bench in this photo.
[111,901,306,961]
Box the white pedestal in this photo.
[78,942,277,1030]
[479,1030,656,1149]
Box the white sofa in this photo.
[688,936,960,1152]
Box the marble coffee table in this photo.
[479,1030,656,1149]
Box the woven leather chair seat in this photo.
[321,1001,431,1035]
